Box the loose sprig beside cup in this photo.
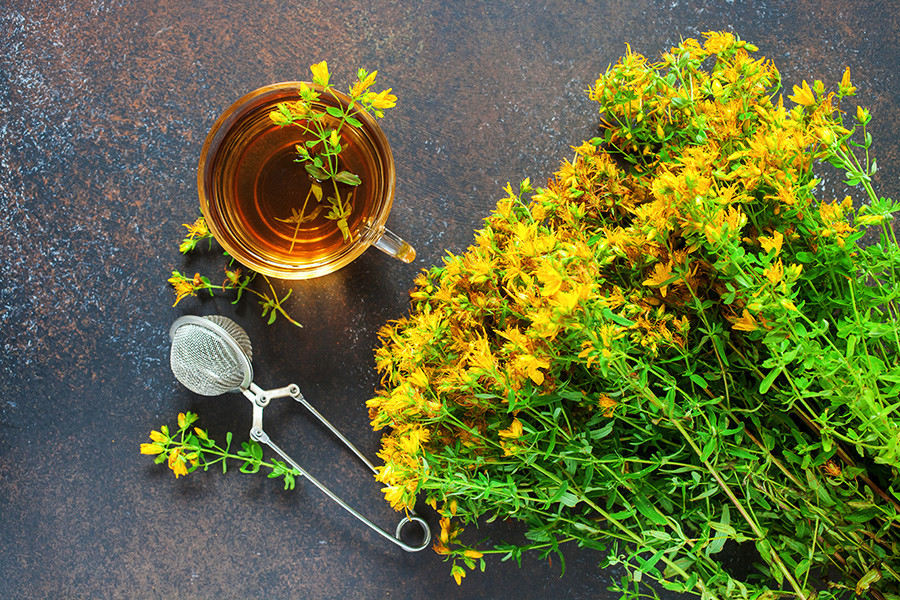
[168,217,302,327]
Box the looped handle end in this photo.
[395,514,432,552]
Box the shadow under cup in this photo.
[198,82,414,280]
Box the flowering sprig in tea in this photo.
[269,61,397,242]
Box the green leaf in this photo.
[547,481,568,504]
[759,366,782,394]
[699,436,717,461]
[325,105,344,118]
[609,507,637,520]
[305,163,329,180]
[633,494,668,526]
[602,307,634,327]
[346,116,363,128]
[334,170,362,186]
[689,373,708,389]
[591,423,614,440]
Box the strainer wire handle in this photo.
[245,383,431,553]
[295,391,377,474]
[250,428,430,553]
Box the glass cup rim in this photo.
[197,81,396,279]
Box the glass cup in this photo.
[197,82,415,279]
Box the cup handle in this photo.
[373,227,416,263]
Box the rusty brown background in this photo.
[2,1,900,598]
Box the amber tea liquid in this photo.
[204,95,385,269]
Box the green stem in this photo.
[610,360,809,599]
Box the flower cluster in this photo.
[367,33,900,598]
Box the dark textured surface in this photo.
[2,1,899,598]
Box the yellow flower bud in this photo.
[856,105,870,124]
[309,60,330,86]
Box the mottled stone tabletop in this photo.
[2,1,899,599]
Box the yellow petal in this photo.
[140,443,165,455]
[310,60,330,86]
[759,230,783,255]
[498,418,524,439]
[789,81,815,106]
[731,309,758,332]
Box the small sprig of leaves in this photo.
[268,61,396,243]
[140,411,301,490]
[169,218,302,327]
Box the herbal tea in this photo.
[206,99,383,266]
[199,81,411,280]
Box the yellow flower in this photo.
[182,217,208,239]
[553,288,581,313]
[856,213,884,227]
[839,67,857,96]
[433,541,450,555]
[439,516,452,544]
[731,308,758,332]
[789,80,816,107]
[399,426,430,455]
[597,395,617,417]
[309,60,330,86]
[452,564,466,585]
[381,484,406,510]
[269,107,292,126]
[465,336,495,372]
[140,443,165,455]
[149,429,168,443]
[168,272,200,307]
[536,262,564,297]
[497,326,530,349]
[364,88,398,112]
[759,230,783,255]
[857,105,870,124]
[642,261,674,297]
[780,299,798,311]
[703,31,736,54]
[168,449,189,478]
[515,354,550,385]
[350,69,378,97]
[764,259,784,286]
[498,418,523,439]
[179,217,210,253]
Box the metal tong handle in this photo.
[242,382,431,552]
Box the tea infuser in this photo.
[169,314,432,552]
